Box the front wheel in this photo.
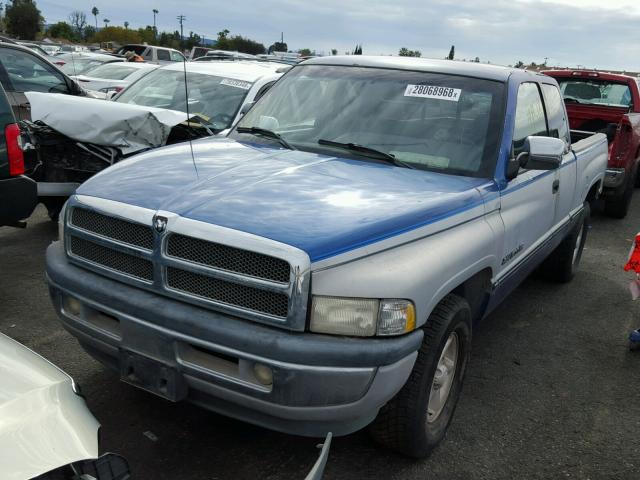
[369,294,472,458]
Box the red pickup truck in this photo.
[544,70,640,218]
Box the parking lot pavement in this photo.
[2,200,640,480]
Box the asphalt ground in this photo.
[1,199,640,480]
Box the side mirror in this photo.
[239,101,255,117]
[508,136,564,178]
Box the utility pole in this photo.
[177,15,186,49]
[153,9,158,39]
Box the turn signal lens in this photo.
[378,300,416,336]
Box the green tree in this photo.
[84,25,96,40]
[46,21,75,41]
[474,56,480,63]
[92,25,141,44]
[447,45,455,60]
[331,48,337,55]
[399,47,421,57]
[91,6,99,28]
[353,44,362,55]
[124,21,129,30]
[5,0,42,40]
[268,41,287,53]
[298,48,312,56]
[514,60,524,68]
[136,25,156,44]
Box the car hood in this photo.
[78,138,488,262]
[0,333,99,480]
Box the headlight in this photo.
[58,200,68,246]
[310,296,415,337]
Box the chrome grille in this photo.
[69,236,154,281]
[167,234,290,283]
[71,207,154,250]
[166,267,289,318]
[65,203,306,328]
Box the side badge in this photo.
[153,215,168,233]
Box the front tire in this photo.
[369,294,472,458]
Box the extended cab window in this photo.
[0,47,69,94]
[513,82,547,156]
[232,66,505,178]
[541,83,570,145]
[157,50,171,61]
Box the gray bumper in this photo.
[37,182,81,197]
[603,168,626,189]
[46,242,422,437]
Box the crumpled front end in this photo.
[0,333,99,480]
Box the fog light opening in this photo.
[64,296,82,317]
[253,363,273,386]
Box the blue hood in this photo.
[78,138,488,262]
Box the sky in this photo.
[36,0,640,70]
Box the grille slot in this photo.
[71,207,154,250]
[70,236,153,281]
[167,234,290,283]
[166,267,289,318]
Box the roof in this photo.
[160,60,287,82]
[301,55,522,82]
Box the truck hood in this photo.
[78,138,488,262]
[0,333,99,480]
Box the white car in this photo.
[54,52,125,76]
[71,62,159,97]
[0,332,129,479]
[113,60,289,133]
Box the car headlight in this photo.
[310,296,416,337]
[58,200,68,246]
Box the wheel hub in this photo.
[427,332,459,423]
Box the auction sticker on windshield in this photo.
[404,85,461,102]
[220,79,252,90]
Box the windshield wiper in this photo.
[318,139,413,169]
[236,126,296,150]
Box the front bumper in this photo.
[46,242,422,437]
[0,175,37,226]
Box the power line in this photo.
[177,14,185,47]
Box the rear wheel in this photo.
[41,197,67,222]
[605,176,634,219]
[369,294,471,458]
[539,201,590,283]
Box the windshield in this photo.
[231,65,505,177]
[558,78,632,107]
[84,63,140,80]
[60,58,109,75]
[116,69,253,131]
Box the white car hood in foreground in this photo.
[0,333,99,480]
[26,91,192,155]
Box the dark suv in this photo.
[0,82,36,227]
[0,41,85,120]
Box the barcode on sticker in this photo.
[404,85,461,101]
[220,78,252,90]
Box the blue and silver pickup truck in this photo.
[46,57,607,457]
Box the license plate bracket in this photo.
[119,350,187,402]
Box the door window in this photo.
[170,51,185,62]
[513,82,547,156]
[0,47,69,94]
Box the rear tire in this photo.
[369,294,471,458]
[41,197,67,222]
[605,178,634,219]
[539,201,589,283]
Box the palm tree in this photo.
[91,6,99,29]
[124,21,129,30]
[103,18,110,29]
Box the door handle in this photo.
[552,179,560,194]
